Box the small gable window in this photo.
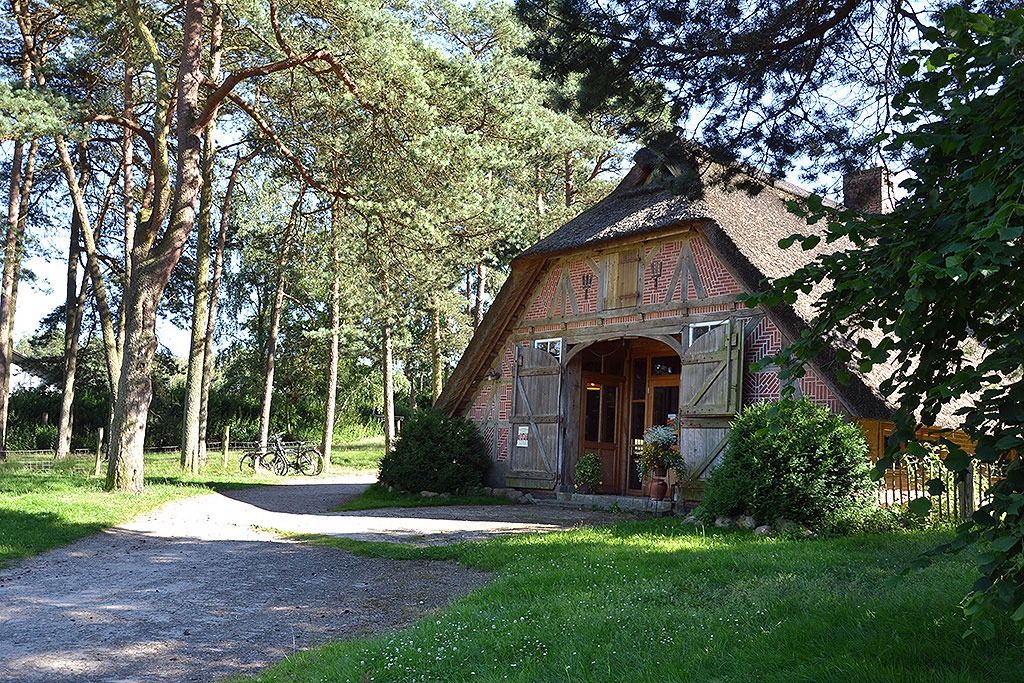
[689,320,728,346]
[534,338,563,363]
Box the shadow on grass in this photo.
[144,476,265,493]
[0,509,108,567]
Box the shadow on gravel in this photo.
[218,482,371,514]
[0,529,488,683]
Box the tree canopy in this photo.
[743,7,1024,634]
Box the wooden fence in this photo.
[0,439,309,476]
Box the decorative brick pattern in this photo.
[469,385,493,421]
[642,240,684,305]
[645,309,683,320]
[532,324,563,334]
[743,371,781,405]
[604,314,641,325]
[743,317,783,406]
[691,235,742,297]
[688,304,731,315]
[568,258,599,315]
[745,317,782,365]
[500,344,515,377]
[496,426,509,463]
[799,370,844,415]
[523,265,562,320]
[498,383,512,421]
[567,320,600,329]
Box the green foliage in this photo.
[378,409,489,494]
[574,452,602,492]
[743,8,1024,634]
[264,524,1023,682]
[699,399,876,531]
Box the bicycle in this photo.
[239,447,281,474]
[242,432,324,477]
[280,445,325,476]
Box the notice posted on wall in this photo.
[516,425,529,448]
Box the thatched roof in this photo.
[439,145,963,428]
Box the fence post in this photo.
[93,427,104,477]
[222,425,230,469]
[958,462,976,520]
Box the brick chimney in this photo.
[843,167,896,214]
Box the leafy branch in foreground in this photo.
[743,8,1024,636]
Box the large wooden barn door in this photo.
[679,320,743,416]
[678,320,744,482]
[508,346,561,489]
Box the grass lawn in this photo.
[333,482,514,511]
[0,438,385,567]
[1,452,284,567]
[237,522,1023,683]
[330,438,385,472]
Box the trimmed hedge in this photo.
[378,408,489,494]
[699,398,877,531]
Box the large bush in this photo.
[378,408,489,494]
[699,398,877,531]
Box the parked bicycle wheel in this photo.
[239,451,260,473]
[263,452,288,476]
[297,447,323,476]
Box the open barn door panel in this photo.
[678,319,743,483]
[508,345,561,489]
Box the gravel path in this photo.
[0,475,623,682]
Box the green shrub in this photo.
[575,452,602,492]
[378,408,489,494]
[698,398,878,531]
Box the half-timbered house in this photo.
[436,145,961,501]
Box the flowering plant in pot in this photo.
[638,425,676,500]
[575,452,603,494]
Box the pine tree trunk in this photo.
[258,188,304,453]
[320,204,341,470]
[431,303,442,403]
[382,275,395,451]
[180,0,222,472]
[116,62,135,364]
[106,0,206,492]
[55,157,89,461]
[474,261,486,327]
[106,278,159,492]
[55,137,121,401]
[0,140,24,456]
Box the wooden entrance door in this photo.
[581,374,623,493]
[626,347,683,495]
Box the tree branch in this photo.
[75,115,156,155]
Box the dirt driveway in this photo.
[0,475,623,682]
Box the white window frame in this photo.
[688,320,728,346]
[534,337,563,363]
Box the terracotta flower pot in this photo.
[649,477,668,501]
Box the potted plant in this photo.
[638,425,676,500]
[575,452,603,494]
